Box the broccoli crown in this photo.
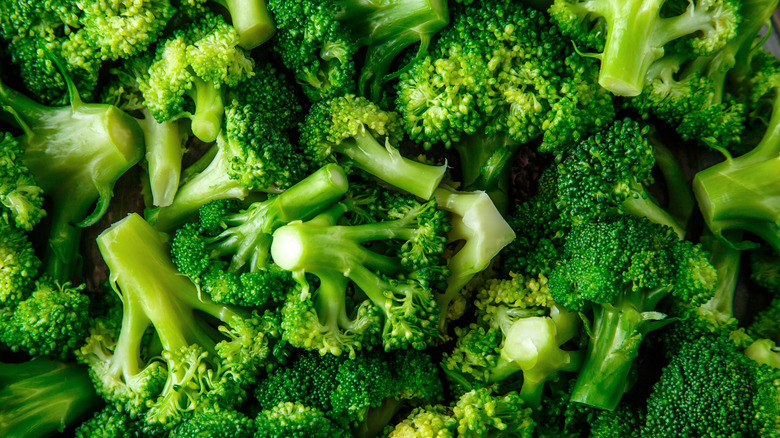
[78,214,279,429]
[386,404,456,438]
[396,0,613,154]
[549,0,741,96]
[0,359,102,438]
[171,164,348,306]
[75,405,149,438]
[255,402,350,438]
[0,220,40,306]
[0,277,90,359]
[255,348,442,430]
[453,387,535,438]
[169,405,253,438]
[139,13,254,142]
[273,194,450,354]
[642,333,777,438]
[0,133,45,231]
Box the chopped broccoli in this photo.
[0,132,45,230]
[169,405,254,438]
[255,402,349,438]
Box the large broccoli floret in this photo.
[171,164,349,306]
[549,0,741,96]
[396,0,613,209]
[442,273,583,407]
[301,94,446,200]
[268,0,448,101]
[272,192,450,354]
[139,13,254,143]
[556,118,686,237]
[548,215,717,410]
[0,76,144,283]
[255,402,350,438]
[642,333,779,437]
[0,359,102,438]
[77,214,280,429]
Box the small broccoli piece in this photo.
[442,273,583,407]
[0,220,40,307]
[549,0,741,96]
[1,75,144,283]
[386,405,456,438]
[0,133,45,230]
[268,0,448,101]
[78,214,279,429]
[432,186,516,331]
[0,359,102,438]
[255,402,349,438]
[0,277,90,359]
[169,405,253,438]
[75,405,149,438]
[273,193,450,354]
[139,13,254,142]
[182,0,275,49]
[548,215,717,410]
[642,333,778,437]
[556,118,686,237]
[452,387,535,438]
[171,164,349,306]
[301,95,446,200]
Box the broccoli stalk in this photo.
[0,359,102,438]
[0,76,144,283]
[137,107,188,207]
[213,0,275,49]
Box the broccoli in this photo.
[386,405,456,438]
[139,13,254,143]
[549,0,741,96]
[268,0,448,101]
[300,94,446,200]
[0,132,45,231]
[101,53,189,208]
[556,118,686,237]
[0,74,144,283]
[396,0,613,208]
[432,186,516,331]
[169,405,253,438]
[272,191,450,354]
[548,215,717,410]
[642,333,779,437]
[171,164,349,306]
[0,220,40,307]
[180,0,275,49]
[0,358,102,438]
[77,213,280,428]
[75,405,149,438]
[442,273,583,407]
[255,402,350,438]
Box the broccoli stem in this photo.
[334,0,448,100]
[621,194,685,238]
[571,288,670,410]
[650,138,694,232]
[187,77,224,143]
[336,127,445,200]
[138,108,187,208]
[214,0,276,49]
[693,91,780,252]
[0,359,102,438]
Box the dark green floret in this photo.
[0,133,45,231]
[255,402,349,438]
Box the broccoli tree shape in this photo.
[301,94,446,200]
[442,273,583,408]
[171,164,349,306]
[78,213,281,429]
[549,0,741,96]
[548,215,717,410]
[0,74,144,283]
[139,13,254,143]
[268,0,448,101]
[272,193,450,355]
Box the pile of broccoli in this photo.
[1,0,780,436]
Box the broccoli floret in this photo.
[171,164,349,306]
[301,94,446,200]
[452,387,536,438]
[386,404,456,438]
[548,215,717,410]
[180,0,275,49]
[0,277,90,359]
[272,194,451,354]
[442,273,583,407]
[0,133,45,231]
[268,0,448,101]
[556,118,686,237]
[255,402,350,438]
[432,186,516,331]
[169,405,254,438]
[75,405,149,438]
[77,214,280,429]
[0,220,40,307]
[642,333,778,437]
[1,75,144,283]
[0,359,102,438]
[139,13,254,143]
[549,0,741,96]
